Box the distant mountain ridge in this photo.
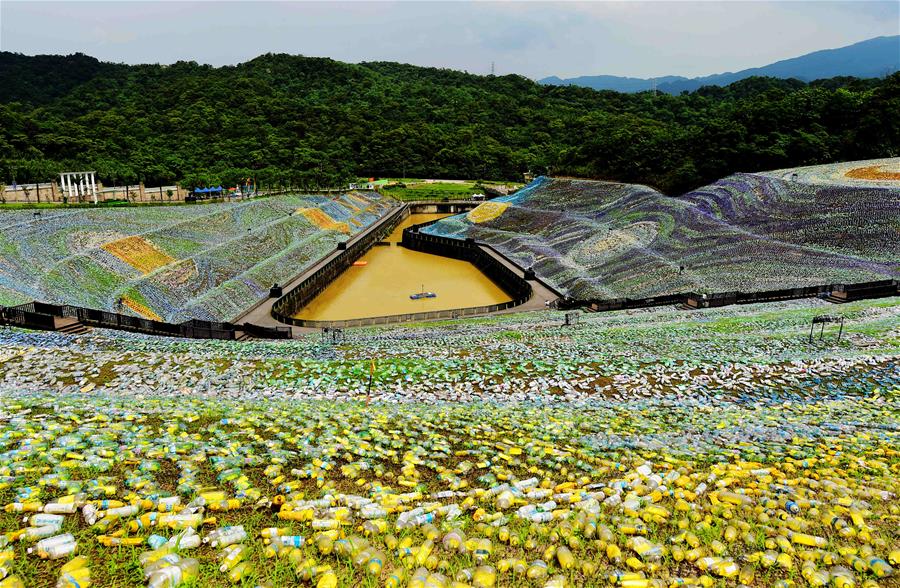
[540,36,900,94]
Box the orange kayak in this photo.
[353,261,368,266]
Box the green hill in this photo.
[1,52,898,193]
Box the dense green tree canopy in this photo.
[1,52,898,193]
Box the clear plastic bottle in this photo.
[219,545,246,572]
[416,539,435,566]
[19,525,60,541]
[527,560,548,580]
[56,565,91,588]
[42,502,78,515]
[147,557,200,588]
[144,554,182,578]
[424,573,448,588]
[866,558,893,578]
[227,561,251,583]
[139,545,176,567]
[830,566,856,588]
[209,526,247,548]
[472,565,496,588]
[556,546,575,569]
[473,538,492,563]
[274,535,305,548]
[442,529,466,552]
[366,550,385,576]
[408,567,430,588]
[167,528,200,550]
[29,534,77,559]
[543,575,567,588]
[384,567,406,588]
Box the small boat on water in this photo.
[352,261,368,266]
[410,284,436,300]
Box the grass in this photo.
[379,179,522,202]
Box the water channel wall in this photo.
[270,211,534,328]
[270,205,413,327]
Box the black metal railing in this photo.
[0,301,292,340]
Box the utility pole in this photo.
[491,61,495,76]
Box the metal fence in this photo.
[563,279,899,312]
[1,301,292,340]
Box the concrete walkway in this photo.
[478,245,562,312]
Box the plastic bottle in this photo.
[629,537,664,561]
[830,566,856,588]
[416,539,435,566]
[144,554,182,578]
[408,567,430,588]
[274,535,305,548]
[167,528,200,550]
[139,545,176,567]
[424,573,448,588]
[866,558,893,578]
[26,513,64,527]
[56,565,91,588]
[5,503,42,513]
[556,546,575,569]
[464,565,491,587]
[790,533,827,548]
[316,569,338,588]
[385,567,406,588]
[209,526,247,548]
[259,527,291,539]
[147,557,200,588]
[29,534,77,559]
[18,525,60,541]
[42,501,78,514]
[527,560,548,580]
[473,538,492,563]
[219,545,246,572]
[543,576,567,588]
[366,550,385,576]
[227,561,251,583]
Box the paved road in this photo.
[478,245,561,311]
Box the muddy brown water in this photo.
[292,213,512,321]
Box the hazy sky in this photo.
[1,1,897,79]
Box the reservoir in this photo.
[292,213,512,321]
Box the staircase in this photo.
[54,316,92,335]
[823,293,849,304]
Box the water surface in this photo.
[293,213,511,320]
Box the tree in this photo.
[0,52,897,195]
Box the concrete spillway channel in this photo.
[236,200,560,334]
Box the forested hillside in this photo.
[1,52,898,193]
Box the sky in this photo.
[1,1,897,80]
